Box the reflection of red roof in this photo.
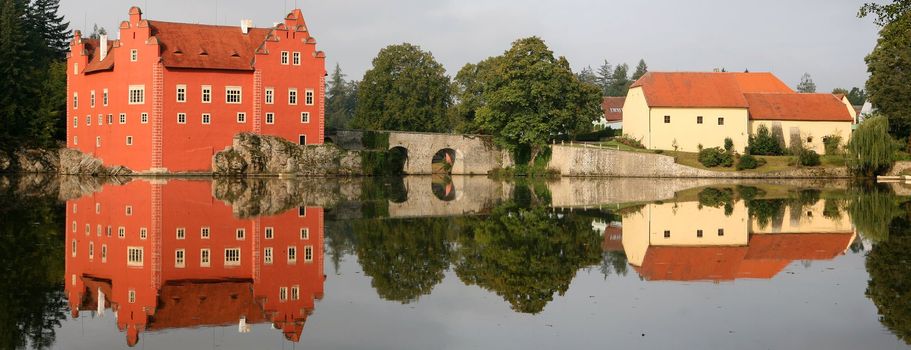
[630,72,793,108]
[634,232,853,281]
[602,97,625,122]
[150,21,272,71]
[601,225,624,252]
[79,277,114,311]
[148,282,267,330]
[745,93,854,122]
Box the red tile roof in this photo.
[602,97,625,122]
[630,72,793,108]
[744,93,854,122]
[745,232,855,260]
[601,225,624,251]
[82,39,116,74]
[148,281,267,330]
[149,21,272,71]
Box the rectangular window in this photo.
[226,87,242,104]
[664,115,671,124]
[697,229,703,238]
[264,247,274,264]
[177,113,187,124]
[718,228,725,236]
[128,85,145,104]
[89,241,94,259]
[300,228,309,240]
[107,114,113,125]
[71,240,77,257]
[292,52,301,65]
[140,113,148,124]
[288,88,298,105]
[103,89,109,106]
[225,248,241,266]
[126,206,133,216]
[85,115,90,126]
[118,227,125,238]
[119,113,126,124]
[126,136,133,146]
[291,286,300,300]
[73,116,78,128]
[130,49,138,62]
[73,92,78,109]
[176,228,186,240]
[304,246,313,262]
[265,227,274,239]
[236,228,245,240]
[96,136,101,147]
[201,85,212,103]
[280,287,288,301]
[98,114,103,126]
[201,227,210,239]
[140,227,148,240]
[201,113,211,125]
[663,230,671,238]
[265,113,275,125]
[305,89,314,105]
[175,249,185,268]
[281,51,289,65]
[128,290,136,303]
[300,112,310,124]
[697,116,703,124]
[299,135,306,145]
[718,117,725,126]
[106,226,112,237]
[73,136,78,145]
[101,245,107,263]
[265,88,274,104]
[299,207,307,217]
[127,247,144,267]
[73,63,78,75]
[236,112,246,123]
[288,246,297,263]
[200,249,210,267]
[90,90,96,108]
[176,84,187,102]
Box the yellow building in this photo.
[623,72,855,153]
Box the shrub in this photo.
[822,134,842,155]
[748,124,784,155]
[724,138,734,153]
[736,154,766,170]
[847,115,896,177]
[698,147,734,168]
[614,135,645,149]
[798,149,821,166]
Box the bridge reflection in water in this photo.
[65,180,324,346]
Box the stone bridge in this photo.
[332,130,513,175]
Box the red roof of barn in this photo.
[149,21,273,71]
[602,97,625,122]
[744,93,854,122]
[630,72,793,108]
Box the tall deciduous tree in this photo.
[796,73,817,93]
[847,115,896,176]
[452,57,498,133]
[864,10,911,138]
[352,43,452,132]
[848,87,867,105]
[471,37,602,164]
[606,63,630,97]
[631,59,648,80]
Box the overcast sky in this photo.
[61,0,882,92]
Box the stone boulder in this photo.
[213,133,364,176]
[58,148,133,176]
[6,149,60,173]
[0,151,10,172]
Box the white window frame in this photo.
[71,240,77,257]
[103,89,109,106]
[226,86,242,104]
[126,136,133,146]
[265,227,274,239]
[280,287,288,301]
[128,85,145,105]
[236,112,246,124]
[298,134,306,145]
[236,228,246,240]
[264,247,273,264]
[287,246,297,264]
[128,290,136,303]
[73,116,78,128]
[107,114,113,125]
[292,52,301,65]
[85,115,90,126]
[130,49,138,62]
[176,84,187,103]
[96,136,101,148]
[177,113,187,124]
[118,227,125,238]
[101,244,107,263]
[288,88,298,105]
[176,227,186,240]
[265,88,274,104]
[73,136,78,145]
[200,249,211,267]
[265,113,275,125]
[73,92,78,109]
[125,206,133,216]
[201,85,212,103]
[300,228,309,240]
[304,245,313,262]
[73,63,79,75]
[305,89,314,106]
[119,113,126,125]
[140,113,148,124]
[140,227,148,240]
[201,113,211,125]
[127,247,144,267]
[224,248,241,266]
[300,112,310,124]
[175,249,186,268]
[281,51,289,65]
[90,90,96,108]
[291,285,300,300]
[201,227,210,239]
[97,114,103,126]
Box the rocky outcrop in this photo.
[213,133,364,176]
[58,148,132,176]
[213,177,364,217]
[0,149,60,173]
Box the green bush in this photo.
[724,138,734,153]
[847,115,897,177]
[798,149,821,166]
[613,135,645,149]
[736,154,766,170]
[822,134,842,155]
[748,124,784,155]
[698,147,734,168]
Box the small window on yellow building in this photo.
[718,117,725,125]
[663,230,670,238]
[664,116,670,124]
[697,116,703,124]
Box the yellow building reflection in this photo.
[619,192,855,282]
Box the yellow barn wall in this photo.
[749,120,853,154]
[621,87,652,148]
[840,96,858,124]
[649,107,749,152]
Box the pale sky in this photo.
[61,0,882,92]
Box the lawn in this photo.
[673,152,846,173]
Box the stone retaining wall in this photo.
[548,145,851,178]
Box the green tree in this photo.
[864,11,911,138]
[32,61,66,147]
[576,65,598,86]
[847,115,896,176]
[451,57,498,133]
[848,87,867,106]
[25,0,70,62]
[326,63,357,130]
[595,60,613,95]
[0,0,35,151]
[796,73,817,93]
[859,0,911,26]
[605,63,630,97]
[473,37,602,163]
[832,87,850,96]
[631,59,648,80]
[352,43,452,132]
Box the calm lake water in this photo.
[1,175,910,349]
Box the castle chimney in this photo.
[99,34,108,60]
[240,19,253,34]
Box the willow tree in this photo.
[847,115,896,176]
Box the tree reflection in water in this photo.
[866,206,911,345]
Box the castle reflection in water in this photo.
[65,180,324,346]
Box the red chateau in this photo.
[67,7,326,173]
[65,180,325,346]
